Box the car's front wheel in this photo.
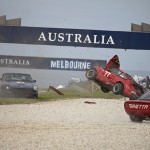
[129,115,143,123]
[112,82,123,94]
[86,68,97,80]
[101,86,110,93]
[34,94,38,99]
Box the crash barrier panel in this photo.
[47,86,64,95]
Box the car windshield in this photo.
[139,91,150,101]
[110,68,126,79]
[2,73,32,81]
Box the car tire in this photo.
[86,68,97,80]
[34,94,38,99]
[112,82,123,94]
[101,86,110,93]
[129,115,143,123]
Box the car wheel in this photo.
[34,94,38,99]
[101,86,110,93]
[30,94,38,99]
[112,82,123,94]
[129,115,143,123]
[86,68,97,80]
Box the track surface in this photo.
[0,98,150,150]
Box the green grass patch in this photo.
[0,98,37,105]
[0,88,123,105]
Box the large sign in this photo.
[0,26,150,50]
[0,55,106,71]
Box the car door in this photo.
[100,69,115,84]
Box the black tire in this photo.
[35,95,38,99]
[129,115,143,123]
[33,94,38,99]
[86,68,97,80]
[112,82,123,94]
[101,86,110,93]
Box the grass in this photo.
[0,98,37,105]
[0,88,123,105]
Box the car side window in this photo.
[110,68,126,79]
[2,74,11,81]
[24,75,32,81]
[110,68,119,75]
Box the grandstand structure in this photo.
[0,15,21,26]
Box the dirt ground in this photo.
[0,98,150,150]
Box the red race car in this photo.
[85,55,144,99]
[124,90,150,122]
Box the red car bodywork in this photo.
[124,91,150,122]
[86,55,144,99]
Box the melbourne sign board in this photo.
[0,26,150,50]
[0,55,106,71]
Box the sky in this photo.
[0,0,150,87]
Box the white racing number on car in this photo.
[129,104,149,109]
[104,70,111,78]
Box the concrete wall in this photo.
[0,15,21,26]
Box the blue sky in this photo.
[0,0,150,87]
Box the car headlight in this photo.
[33,85,38,91]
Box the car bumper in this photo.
[1,88,38,98]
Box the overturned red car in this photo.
[85,55,144,99]
[124,90,150,122]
